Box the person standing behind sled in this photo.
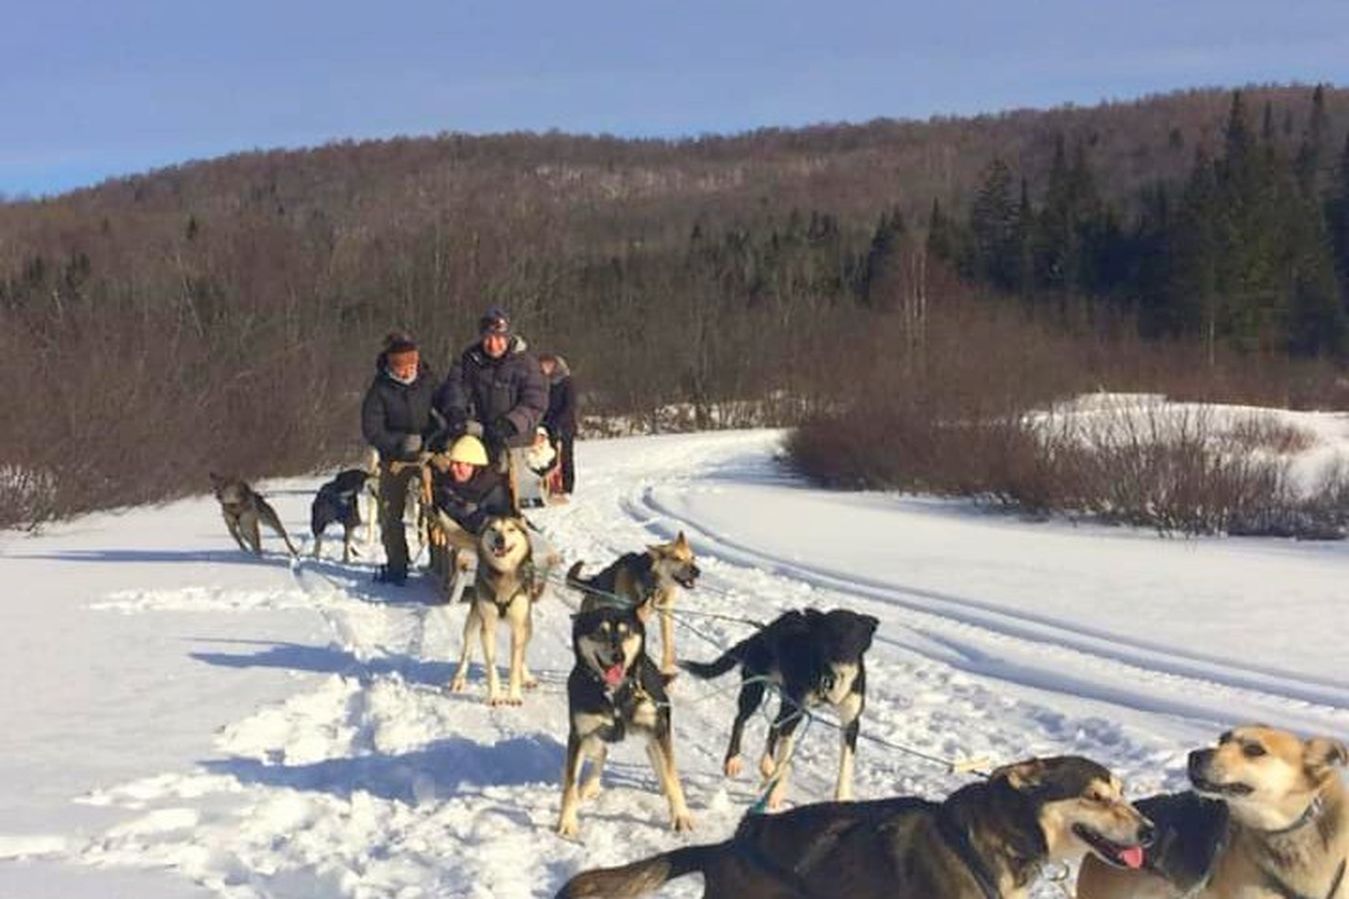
[361,333,438,585]
[539,353,577,496]
[434,307,548,465]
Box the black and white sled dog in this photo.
[209,472,299,557]
[557,602,694,838]
[681,607,879,810]
[310,468,377,562]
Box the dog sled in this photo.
[507,428,567,509]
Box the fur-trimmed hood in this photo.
[547,354,572,385]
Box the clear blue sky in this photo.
[3,0,1348,197]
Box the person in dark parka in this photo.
[434,307,548,462]
[539,353,577,495]
[361,333,438,585]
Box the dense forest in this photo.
[2,84,1348,525]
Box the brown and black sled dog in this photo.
[1077,725,1348,899]
[209,472,298,557]
[557,755,1154,899]
[566,531,700,675]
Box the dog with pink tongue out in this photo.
[555,755,1153,898]
[556,602,693,839]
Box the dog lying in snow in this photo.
[557,755,1154,898]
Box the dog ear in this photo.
[675,531,689,550]
[996,759,1049,793]
[1305,737,1348,780]
[434,511,480,553]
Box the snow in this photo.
[1,420,1347,898]
[1040,392,1349,494]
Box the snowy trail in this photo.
[3,428,1347,898]
[634,471,1349,735]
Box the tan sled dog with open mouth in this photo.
[439,514,545,705]
[566,531,700,675]
[557,755,1154,898]
[1078,725,1348,899]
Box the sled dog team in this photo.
[208,473,1346,898]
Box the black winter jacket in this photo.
[543,356,578,436]
[434,336,548,447]
[361,362,439,462]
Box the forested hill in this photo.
[10,85,1349,228]
[2,84,1347,526]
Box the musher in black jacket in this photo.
[360,333,438,585]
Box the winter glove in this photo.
[483,418,516,447]
[397,433,423,459]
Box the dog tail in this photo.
[678,647,741,680]
[555,844,715,899]
[565,561,588,590]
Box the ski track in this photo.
[27,429,1349,898]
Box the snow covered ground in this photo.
[1,424,1347,898]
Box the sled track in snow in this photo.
[618,470,1349,736]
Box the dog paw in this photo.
[758,755,777,779]
[724,756,743,778]
[556,816,580,838]
[522,677,540,691]
[579,780,602,801]
[672,812,695,832]
[449,677,468,693]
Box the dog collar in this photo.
[936,810,1003,899]
[1261,795,1324,837]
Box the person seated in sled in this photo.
[432,435,512,536]
[431,433,557,601]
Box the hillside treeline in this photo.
[2,85,1348,526]
[937,88,1349,357]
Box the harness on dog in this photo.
[935,810,1003,899]
[581,663,664,743]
